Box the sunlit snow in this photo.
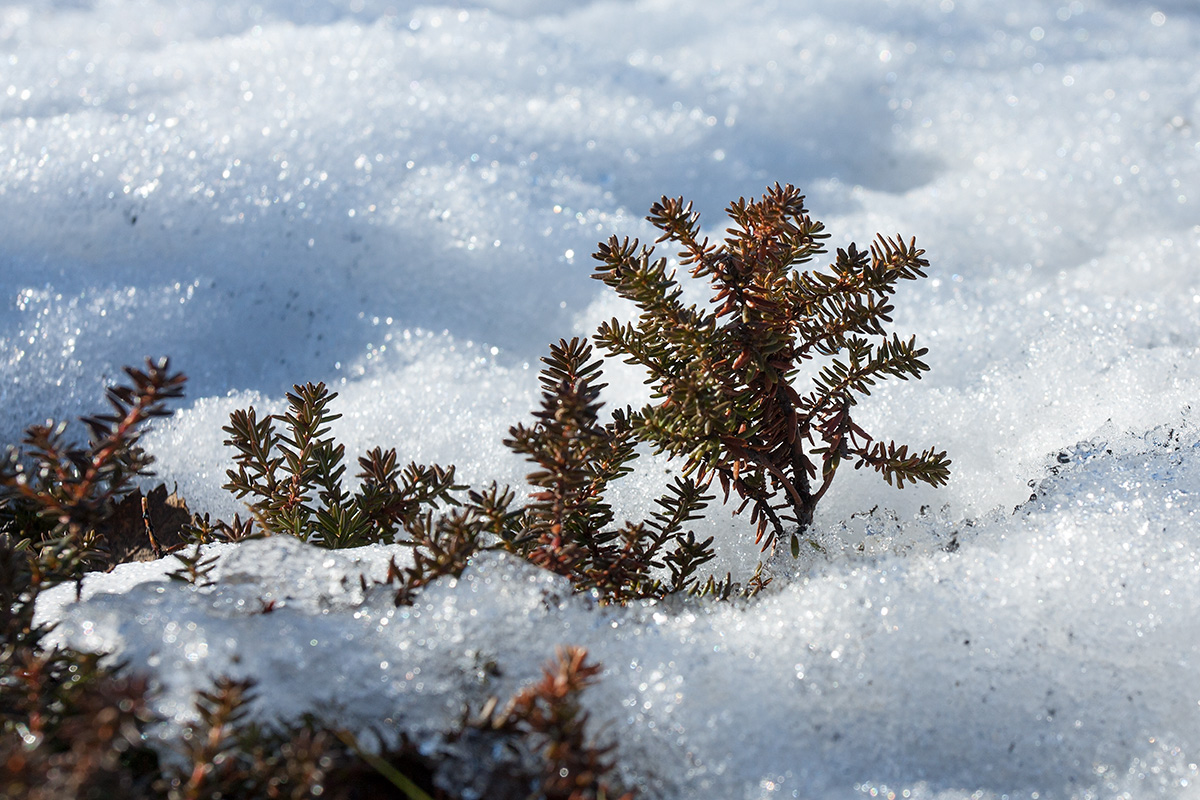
[8,0,1200,797]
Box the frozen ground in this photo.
[6,0,1200,797]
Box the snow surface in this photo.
[7,0,1200,796]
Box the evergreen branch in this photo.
[664,530,717,593]
[646,476,713,540]
[869,234,931,281]
[809,334,930,416]
[391,509,486,606]
[2,358,185,536]
[852,441,952,489]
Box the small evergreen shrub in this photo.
[0,358,187,575]
[222,381,465,549]
[1,183,950,798]
[216,184,950,593]
[592,184,950,554]
[467,646,633,800]
[219,340,732,605]
[500,337,723,602]
[0,360,184,798]
[220,381,510,603]
[0,364,629,799]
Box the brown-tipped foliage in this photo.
[385,481,532,606]
[592,184,950,552]
[1,363,660,798]
[472,646,633,800]
[154,674,409,799]
[0,532,161,800]
[218,344,737,605]
[167,676,258,799]
[222,382,463,548]
[0,357,186,572]
[148,651,630,800]
[503,338,717,602]
[0,360,184,799]
[384,506,498,606]
[163,678,414,800]
[0,660,160,800]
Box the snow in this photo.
[6,0,1200,796]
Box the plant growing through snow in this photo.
[591,183,950,555]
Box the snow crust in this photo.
[7,0,1200,796]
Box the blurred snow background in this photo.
[6,0,1200,797]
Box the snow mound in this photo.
[38,420,1200,797]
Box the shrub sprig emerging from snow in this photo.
[0,185,948,799]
